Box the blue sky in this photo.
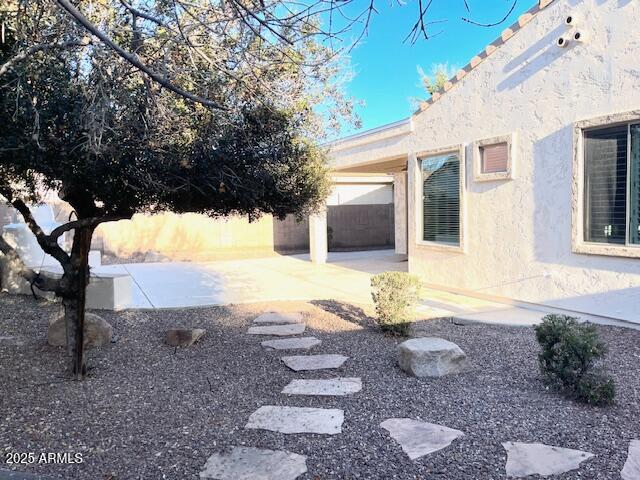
[339,0,533,133]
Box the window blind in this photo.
[630,124,640,244]
[422,153,460,245]
[481,143,509,173]
[584,125,628,244]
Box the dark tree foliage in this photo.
[0,8,330,379]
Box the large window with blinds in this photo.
[583,123,640,245]
[421,152,461,245]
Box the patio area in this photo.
[96,249,408,309]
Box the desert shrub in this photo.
[535,314,615,406]
[371,272,421,336]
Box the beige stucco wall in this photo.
[96,213,275,260]
[331,0,640,323]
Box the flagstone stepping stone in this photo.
[261,337,321,350]
[282,377,362,396]
[199,446,307,480]
[380,418,464,460]
[253,312,304,324]
[622,440,640,480]
[245,406,344,435]
[281,354,348,371]
[247,324,306,336]
[502,442,594,478]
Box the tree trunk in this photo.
[62,226,93,380]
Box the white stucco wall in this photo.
[327,183,393,206]
[406,0,640,323]
[330,0,640,323]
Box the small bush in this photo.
[371,272,421,336]
[535,314,615,406]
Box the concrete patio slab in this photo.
[247,324,306,336]
[502,442,594,478]
[282,378,362,396]
[281,354,348,371]
[199,446,307,480]
[245,406,344,435]
[97,250,405,309]
[253,312,303,324]
[380,418,464,460]
[261,337,321,350]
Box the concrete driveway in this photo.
[98,249,407,309]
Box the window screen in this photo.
[583,125,628,244]
[481,143,509,173]
[422,153,460,245]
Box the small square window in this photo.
[473,134,515,182]
[481,143,509,173]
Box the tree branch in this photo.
[0,38,91,78]
[11,199,71,270]
[48,215,129,240]
[54,0,225,109]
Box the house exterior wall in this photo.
[329,0,640,323]
[406,0,640,323]
[327,182,393,206]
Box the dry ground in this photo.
[1,293,639,479]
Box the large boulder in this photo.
[165,328,206,347]
[398,337,468,377]
[48,312,113,348]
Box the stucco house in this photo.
[324,0,640,325]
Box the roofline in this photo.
[326,0,556,152]
[325,117,412,149]
[413,0,555,116]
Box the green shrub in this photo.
[371,272,421,336]
[534,314,615,406]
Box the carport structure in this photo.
[309,118,414,264]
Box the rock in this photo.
[47,312,112,348]
[247,324,306,336]
[502,442,594,478]
[380,418,464,460]
[200,446,307,480]
[261,337,321,350]
[245,406,344,435]
[622,440,640,480]
[282,378,362,396]
[253,312,303,324]
[281,354,348,371]
[166,328,206,347]
[398,337,468,377]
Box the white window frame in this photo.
[572,110,640,258]
[473,133,516,182]
[414,144,466,253]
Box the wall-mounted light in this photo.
[556,36,571,48]
[572,31,588,43]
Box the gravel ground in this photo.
[1,293,639,479]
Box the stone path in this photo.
[380,418,464,460]
[199,446,307,480]
[199,310,608,479]
[247,324,306,336]
[245,406,344,435]
[253,312,304,324]
[282,378,362,396]
[502,442,594,478]
[622,440,640,480]
[281,354,348,371]
[261,337,321,350]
